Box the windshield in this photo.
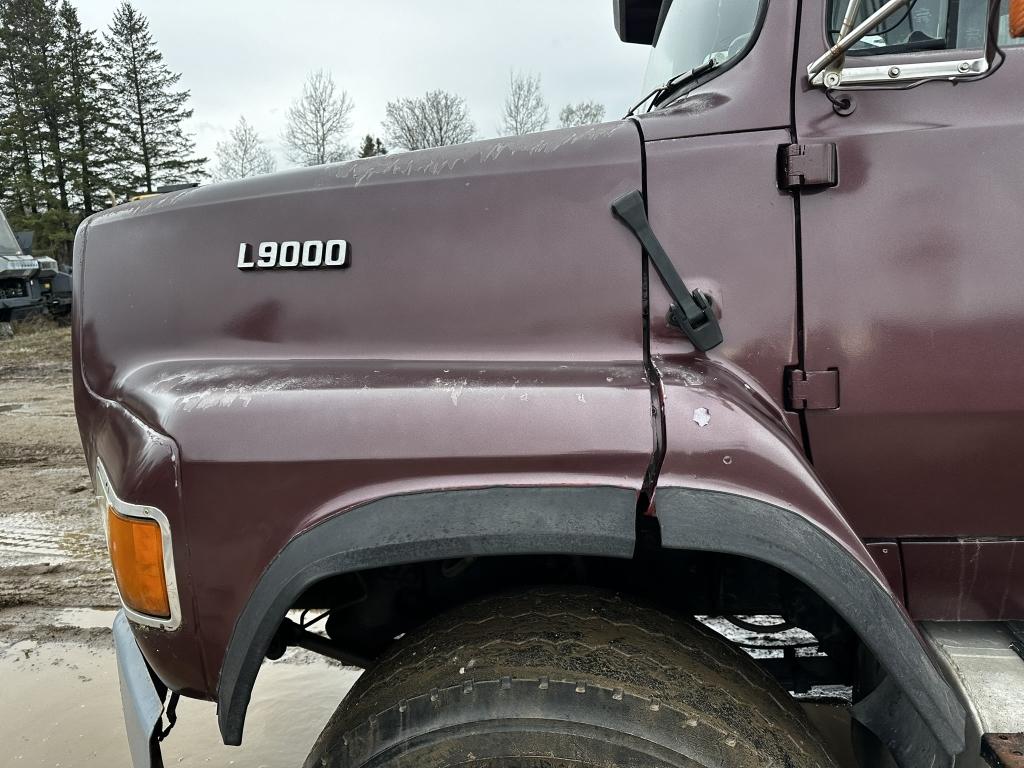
[640,0,763,97]
[0,209,23,258]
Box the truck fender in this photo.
[218,358,967,766]
[216,485,638,745]
[651,360,966,767]
[657,488,966,767]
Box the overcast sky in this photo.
[75,1,652,167]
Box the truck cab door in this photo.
[633,0,805,490]
[794,0,1024,612]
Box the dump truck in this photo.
[0,207,44,322]
[13,229,72,320]
[73,0,1024,766]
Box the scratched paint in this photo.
[693,407,711,427]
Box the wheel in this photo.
[305,588,837,768]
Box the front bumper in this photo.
[0,294,43,318]
[113,610,168,768]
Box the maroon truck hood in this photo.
[74,122,653,694]
[78,122,647,400]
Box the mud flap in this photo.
[113,610,166,768]
[853,676,956,768]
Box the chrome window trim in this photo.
[811,55,990,87]
[808,0,997,88]
[95,459,181,630]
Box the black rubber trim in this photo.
[647,0,772,111]
[656,487,967,768]
[1009,621,1024,661]
[216,485,638,745]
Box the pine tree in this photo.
[104,1,205,195]
[34,0,70,216]
[0,0,76,258]
[58,0,113,214]
[357,134,387,158]
[0,7,43,217]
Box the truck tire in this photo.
[305,588,837,768]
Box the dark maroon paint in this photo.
[903,540,1024,621]
[794,2,1024,542]
[75,124,652,695]
[866,541,907,605]
[73,0,1023,713]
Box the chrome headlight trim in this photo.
[95,459,181,630]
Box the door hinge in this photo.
[787,368,840,410]
[777,143,839,190]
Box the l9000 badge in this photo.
[237,240,349,270]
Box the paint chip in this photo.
[693,407,711,427]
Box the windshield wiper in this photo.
[625,59,719,117]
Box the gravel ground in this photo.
[0,320,115,615]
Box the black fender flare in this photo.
[656,487,966,768]
[217,485,638,744]
[217,484,966,768]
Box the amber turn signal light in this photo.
[106,505,171,619]
[1012,0,1024,38]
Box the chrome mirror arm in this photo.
[838,0,864,37]
[807,0,913,82]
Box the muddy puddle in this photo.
[0,611,361,767]
[0,511,103,566]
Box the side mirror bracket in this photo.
[807,0,1006,89]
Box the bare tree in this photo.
[214,116,276,181]
[501,71,548,136]
[284,70,354,165]
[558,101,607,128]
[383,90,475,151]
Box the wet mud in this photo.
[1,625,359,767]
[0,322,115,612]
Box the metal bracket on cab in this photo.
[611,190,724,353]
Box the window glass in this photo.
[0,210,22,258]
[641,0,763,95]
[827,0,1023,53]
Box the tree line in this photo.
[0,0,202,260]
[1,0,610,262]
[223,69,606,177]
